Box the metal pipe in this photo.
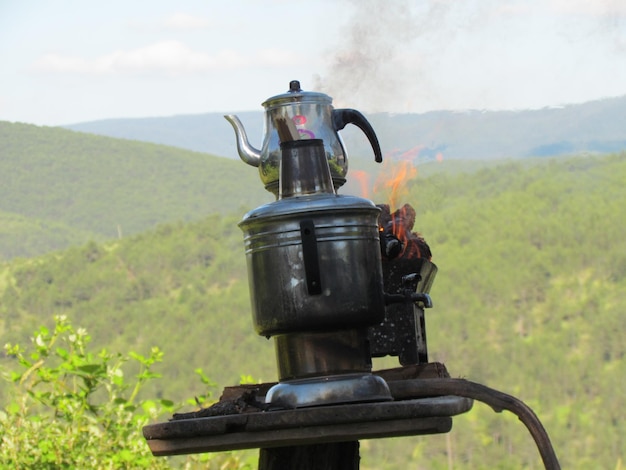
[386,378,561,470]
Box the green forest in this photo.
[0,121,624,468]
[0,121,272,259]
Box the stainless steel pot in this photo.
[239,194,385,337]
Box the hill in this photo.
[63,95,626,160]
[1,152,624,468]
[0,119,497,261]
[0,210,94,260]
[0,121,273,260]
[64,111,263,158]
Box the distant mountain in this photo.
[63,96,626,160]
[64,111,264,160]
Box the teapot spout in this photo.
[224,115,262,167]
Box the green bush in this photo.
[0,315,252,469]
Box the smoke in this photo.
[314,0,435,112]
[314,0,626,114]
[594,2,626,53]
[313,0,485,113]
[548,0,626,53]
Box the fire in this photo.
[347,156,428,260]
[373,160,417,213]
[379,203,431,261]
[372,159,430,261]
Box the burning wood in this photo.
[378,203,431,261]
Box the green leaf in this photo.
[55,347,69,359]
[76,364,103,374]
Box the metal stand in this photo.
[143,364,473,468]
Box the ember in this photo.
[378,203,432,261]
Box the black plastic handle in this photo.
[332,108,383,163]
[300,220,322,295]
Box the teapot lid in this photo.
[262,80,332,109]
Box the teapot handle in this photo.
[332,109,383,163]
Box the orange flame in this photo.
[391,205,410,255]
[373,158,424,259]
[373,160,417,212]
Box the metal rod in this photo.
[387,378,561,470]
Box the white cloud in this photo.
[31,54,91,74]
[102,41,213,74]
[30,41,304,76]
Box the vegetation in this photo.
[0,122,624,468]
[0,210,95,260]
[0,121,272,260]
[0,315,253,468]
[0,213,268,403]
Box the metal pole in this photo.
[258,442,360,470]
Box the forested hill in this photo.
[0,210,95,260]
[0,121,272,260]
[1,152,624,468]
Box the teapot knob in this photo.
[289,80,302,93]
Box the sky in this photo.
[1,0,626,126]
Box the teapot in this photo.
[225,80,383,196]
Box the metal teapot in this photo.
[225,80,383,196]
